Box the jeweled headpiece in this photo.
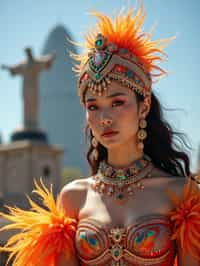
[74,2,171,104]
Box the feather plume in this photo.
[73,0,173,80]
[168,178,200,261]
[0,178,77,266]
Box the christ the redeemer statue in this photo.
[2,47,55,130]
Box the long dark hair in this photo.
[84,91,191,177]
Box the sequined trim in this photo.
[75,216,176,266]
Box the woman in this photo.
[0,2,199,266]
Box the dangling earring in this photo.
[137,118,147,150]
[92,137,99,160]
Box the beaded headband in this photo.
[74,2,171,104]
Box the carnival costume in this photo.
[0,2,200,265]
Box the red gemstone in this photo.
[115,65,126,73]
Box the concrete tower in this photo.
[39,25,88,174]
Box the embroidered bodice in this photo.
[75,215,176,266]
[1,179,199,265]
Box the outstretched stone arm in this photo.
[1,63,24,75]
[39,52,56,69]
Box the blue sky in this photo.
[0,0,200,170]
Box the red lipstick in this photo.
[102,130,118,137]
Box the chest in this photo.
[78,179,173,228]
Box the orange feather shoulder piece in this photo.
[0,179,78,266]
[167,177,200,261]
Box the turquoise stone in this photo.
[80,232,87,240]
[95,39,103,47]
[88,237,97,246]
[127,70,134,78]
[116,175,127,180]
[146,230,155,238]
[114,250,119,256]
[135,232,144,243]
[95,73,101,80]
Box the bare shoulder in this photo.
[168,175,199,196]
[58,177,90,219]
[150,166,174,179]
[150,166,188,195]
[167,176,187,193]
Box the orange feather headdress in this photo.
[74,1,172,104]
[0,179,78,266]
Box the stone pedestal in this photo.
[0,140,63,208]
[0,140,63,265]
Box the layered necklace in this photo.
[91,155,153,204]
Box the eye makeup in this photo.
[86,97,127,110]
[112,97,127,104]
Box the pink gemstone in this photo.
[93,52,105,66]
[82,73,89,80]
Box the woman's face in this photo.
[84,80,148,149]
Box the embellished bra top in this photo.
[75,215,177,266]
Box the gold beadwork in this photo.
[78,34,152,104]
[137,129,147,140]
[137,118,147,150]
[139,118,147,129]
[92,157,153,202]
[108,228,126,264]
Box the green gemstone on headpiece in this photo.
[95,73,101,80]
[95,39,103,47]
[127,70,134,78]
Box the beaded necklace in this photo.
[91,155,153,204]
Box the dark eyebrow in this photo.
[86,92,127,103]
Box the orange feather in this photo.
[0,179,77,266]
[168,177,200,261]
[73,1,173,81]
